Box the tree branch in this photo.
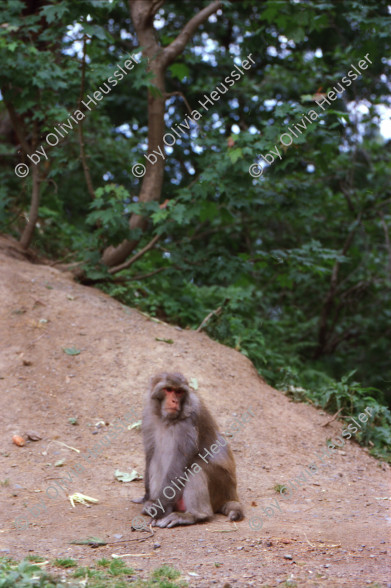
[196,298,229,332]
[113,266,168,282]
[165,91,193,116]
[379,211,391,277]
[161,1,222,67]
[314,212,362,358]
[2,93,32,155]
[323,329,357,355]
[108,233,161,274]
[321,407,344,427]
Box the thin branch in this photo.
[379,211,391,277]
[49,253,76,266]
[340,182,356,214]
[113,266,168,282]
[324,330,357,354]
[314,212,362,357]
[150,0,164,14]
[2,93,32,155]
[330,213,362,289]
[43,178,58,193]
[196,298,229,332]
[373,197,391,211]
[339,280,370,300]
[108,234,161,274]
[321,407,343,427]
[130,0,164,28]
[161,1,222,67]
[196,307,223,332]
[189,224,234,243]
[325,280,370,337]
[164,91,193,116]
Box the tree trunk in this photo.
[101,0,221,268]
[20,164,41,250]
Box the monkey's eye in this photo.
[164,387,184,395]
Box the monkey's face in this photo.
[162,386,185,419]
[150,373,190,421]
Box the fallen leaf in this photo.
[69,493,99,508]
[155,337,174,344]
[70,536,106,546]
[190,378,198,390]
[115,469,142,483]
[62,347,81,355]
[127,420,142,430]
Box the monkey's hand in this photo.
[142,499,174,519]
[132,495,148,504]
[153,512,198,528]
[141,500,156,516]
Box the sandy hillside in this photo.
[0,235,390,588]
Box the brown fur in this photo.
[133,372,244,528]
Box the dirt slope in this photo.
[0,236,390,587]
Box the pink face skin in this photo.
[163,387,184,414]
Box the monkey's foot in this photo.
[152,512,199,528]
[221,500,244,521]
[141,500,156,515]
[131,495,147,504]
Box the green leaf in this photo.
[70,537,107,546]
[168,63,190,81]
[40,4,69,23]
[228,148,243,164]
[200,202,219,222]
[190,378,198,390]
[63,347,81,356]
[82,23,110,41]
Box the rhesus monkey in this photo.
[133,372,244,528]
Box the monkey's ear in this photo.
[150,372,167,388]
[149,373,168,399]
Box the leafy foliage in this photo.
[0,557,187,587]
[1,0,390,460]
[0,557,64,587]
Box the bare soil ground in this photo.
[0,235,390,587]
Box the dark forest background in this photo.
[1,0,390,459]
